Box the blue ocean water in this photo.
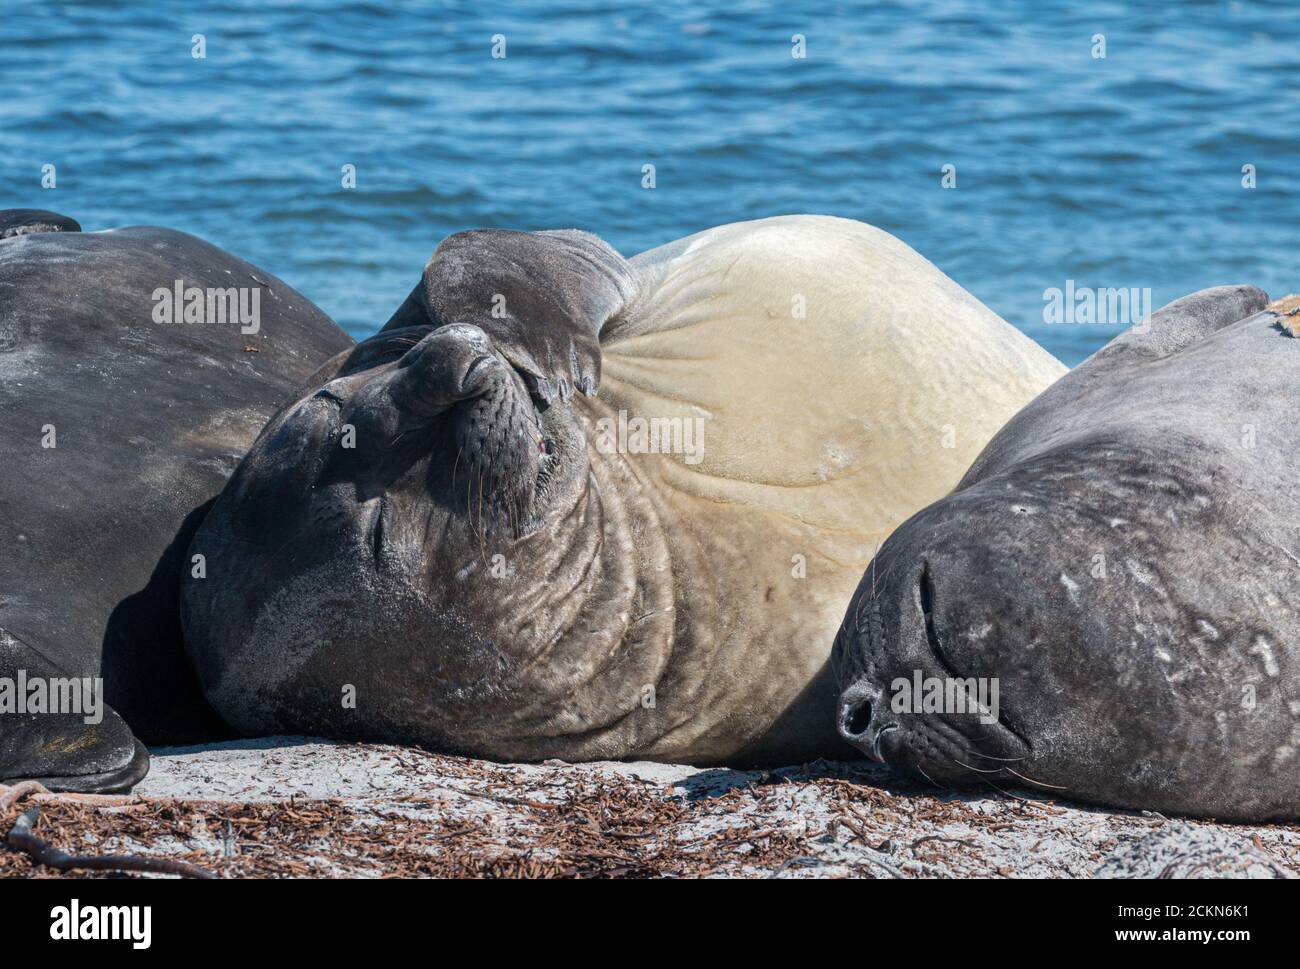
[4,1,1299,365]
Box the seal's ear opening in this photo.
[382,227,639,402]
[0,208,81,239]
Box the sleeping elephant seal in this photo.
[0,210,351,791]
[834,284,1300,821]
[182,215,1065,766]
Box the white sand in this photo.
[102,737,1299,878]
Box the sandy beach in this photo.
[3,739,1296,879]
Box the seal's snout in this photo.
[841,693,871,738]
[394,323,503,416]
[837,680,896,763]
[437,323,498,396]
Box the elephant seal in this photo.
[0,210,351,791]
[834,284,1300,820]
[183,215,1065,766]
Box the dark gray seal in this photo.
[833,284,1300,821]
[178,228,686,763]
[0,210,351,791]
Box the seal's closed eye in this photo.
[917,562,954,678]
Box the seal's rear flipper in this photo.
[0,631,149,794]
[1091,284,1269,366]
[382,228,639,402]
[4,737,150,795]
[0,208,81,239]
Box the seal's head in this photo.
[181,228,638,752]
[834,425,1278,808]
[831,437,1192,792]
[834,285,1300,819]
[833,479,1049,789]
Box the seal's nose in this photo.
[841,695,872,740]
[838,681,890,762]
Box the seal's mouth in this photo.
[871,722,900,762]
[511,361,559,463]
[448,351,583,540]
[914,561,1033,753]
[511,360,566,504]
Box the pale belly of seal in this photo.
[571,215,1067,763]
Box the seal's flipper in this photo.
[0,208,81,239]
[382,228,639,401]
[1090,284,1268,366]
[3,737,149,795]
[0,631,149,794]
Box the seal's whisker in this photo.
[913,763,945,790]
[966,748,1026,763]
[1002,766,1068,791]
[451,445,464,491]
[868,538,887,594]
[952,758,1001,775]
[473,468,489,562]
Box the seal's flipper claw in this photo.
[0,208,81,239]
[0,631,150,794]
[382,228,638,397]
